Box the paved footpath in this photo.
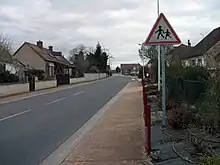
[61,82,147,165]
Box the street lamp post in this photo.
[138,43,145,80]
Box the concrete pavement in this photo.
[61,81,146,165]
[0,76,131,165]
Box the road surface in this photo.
[0,76,131,165]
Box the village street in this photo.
[0,76,131,165]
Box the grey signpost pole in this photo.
[161,45,166,129]
[144,12,181,130]
[156,0,160,122]
[157,0,161,92]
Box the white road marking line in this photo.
[0,110,31,122]
[45,97,67,105]
[39,82,131,165]
[0,77,110,105]
[72,91,84,96]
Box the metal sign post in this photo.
[157,0,161,92]
[144,13,181,132]
[161,45,166,129]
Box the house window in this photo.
[198,59,202,66]
[0,63,6,72]
[218,59,220,67]
[64,68,69,74]
[48,62,55,76]
[49,66,54,76]
[181,61,186,67]
[201,58,206,66]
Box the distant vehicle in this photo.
[123,72,130,75]
[130,71,138,76]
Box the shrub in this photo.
[0,71,19,83]
[166,66,209,104]
[146,84,158,91]
[25,69,45,80]
[198,156,220,165]
[167,103,192,129]
[85,66,99,73]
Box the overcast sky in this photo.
[0,0,220,68]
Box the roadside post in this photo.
[144,13,181,155]
[140,48,148,127]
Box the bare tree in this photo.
[0,34,25,78]
[69,44,92,62]
[69,44,90,76]
[0,34,13,63]
[139,45,173,63]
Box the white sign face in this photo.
[145,13,181,45]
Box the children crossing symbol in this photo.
[145,13,180,45]
[155,26,165,39]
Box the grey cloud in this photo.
[0,0,220,66]
[50,0,140,13]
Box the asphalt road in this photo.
[0,76,132,165]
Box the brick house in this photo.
[120,63,141,75]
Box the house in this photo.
[181,27,220,69]
[120,63,141,75]
[168,40,193,67]
[14,41,75,80]
[0,44,12,72]
[0,45,26,82]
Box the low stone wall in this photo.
[35,80,57,90]
[70,77,85,84]
[71,73,106,84]
[0,73,107,97]
[84,73,107,81]
[0,83,29,97]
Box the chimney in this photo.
[188,39,191,47]
[48,46,53,52]
[37,40,43,49]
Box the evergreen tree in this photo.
[101,51,108,72]
[116,66,121,73]
[94,42,102,71]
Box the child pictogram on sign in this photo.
[165,29,172,39]
[155,26,164,39]
[155,26,172,40]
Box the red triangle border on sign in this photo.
[144,13,181,45]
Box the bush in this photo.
[195,79,220,130]
[166,66,209,104]
[85,66,99,73]
[167,103,192,129]
[198,156,220,165]
[146,84,158,91]
[25,69,45,80]
[0,71,19,83]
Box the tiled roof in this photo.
[26,42,74,67]
[52,53,72,67]
[193,27,220,57]
[183,27,220,59]
[170,44,193,60]
[120,63,141,69]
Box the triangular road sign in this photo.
[145,13,181,45]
